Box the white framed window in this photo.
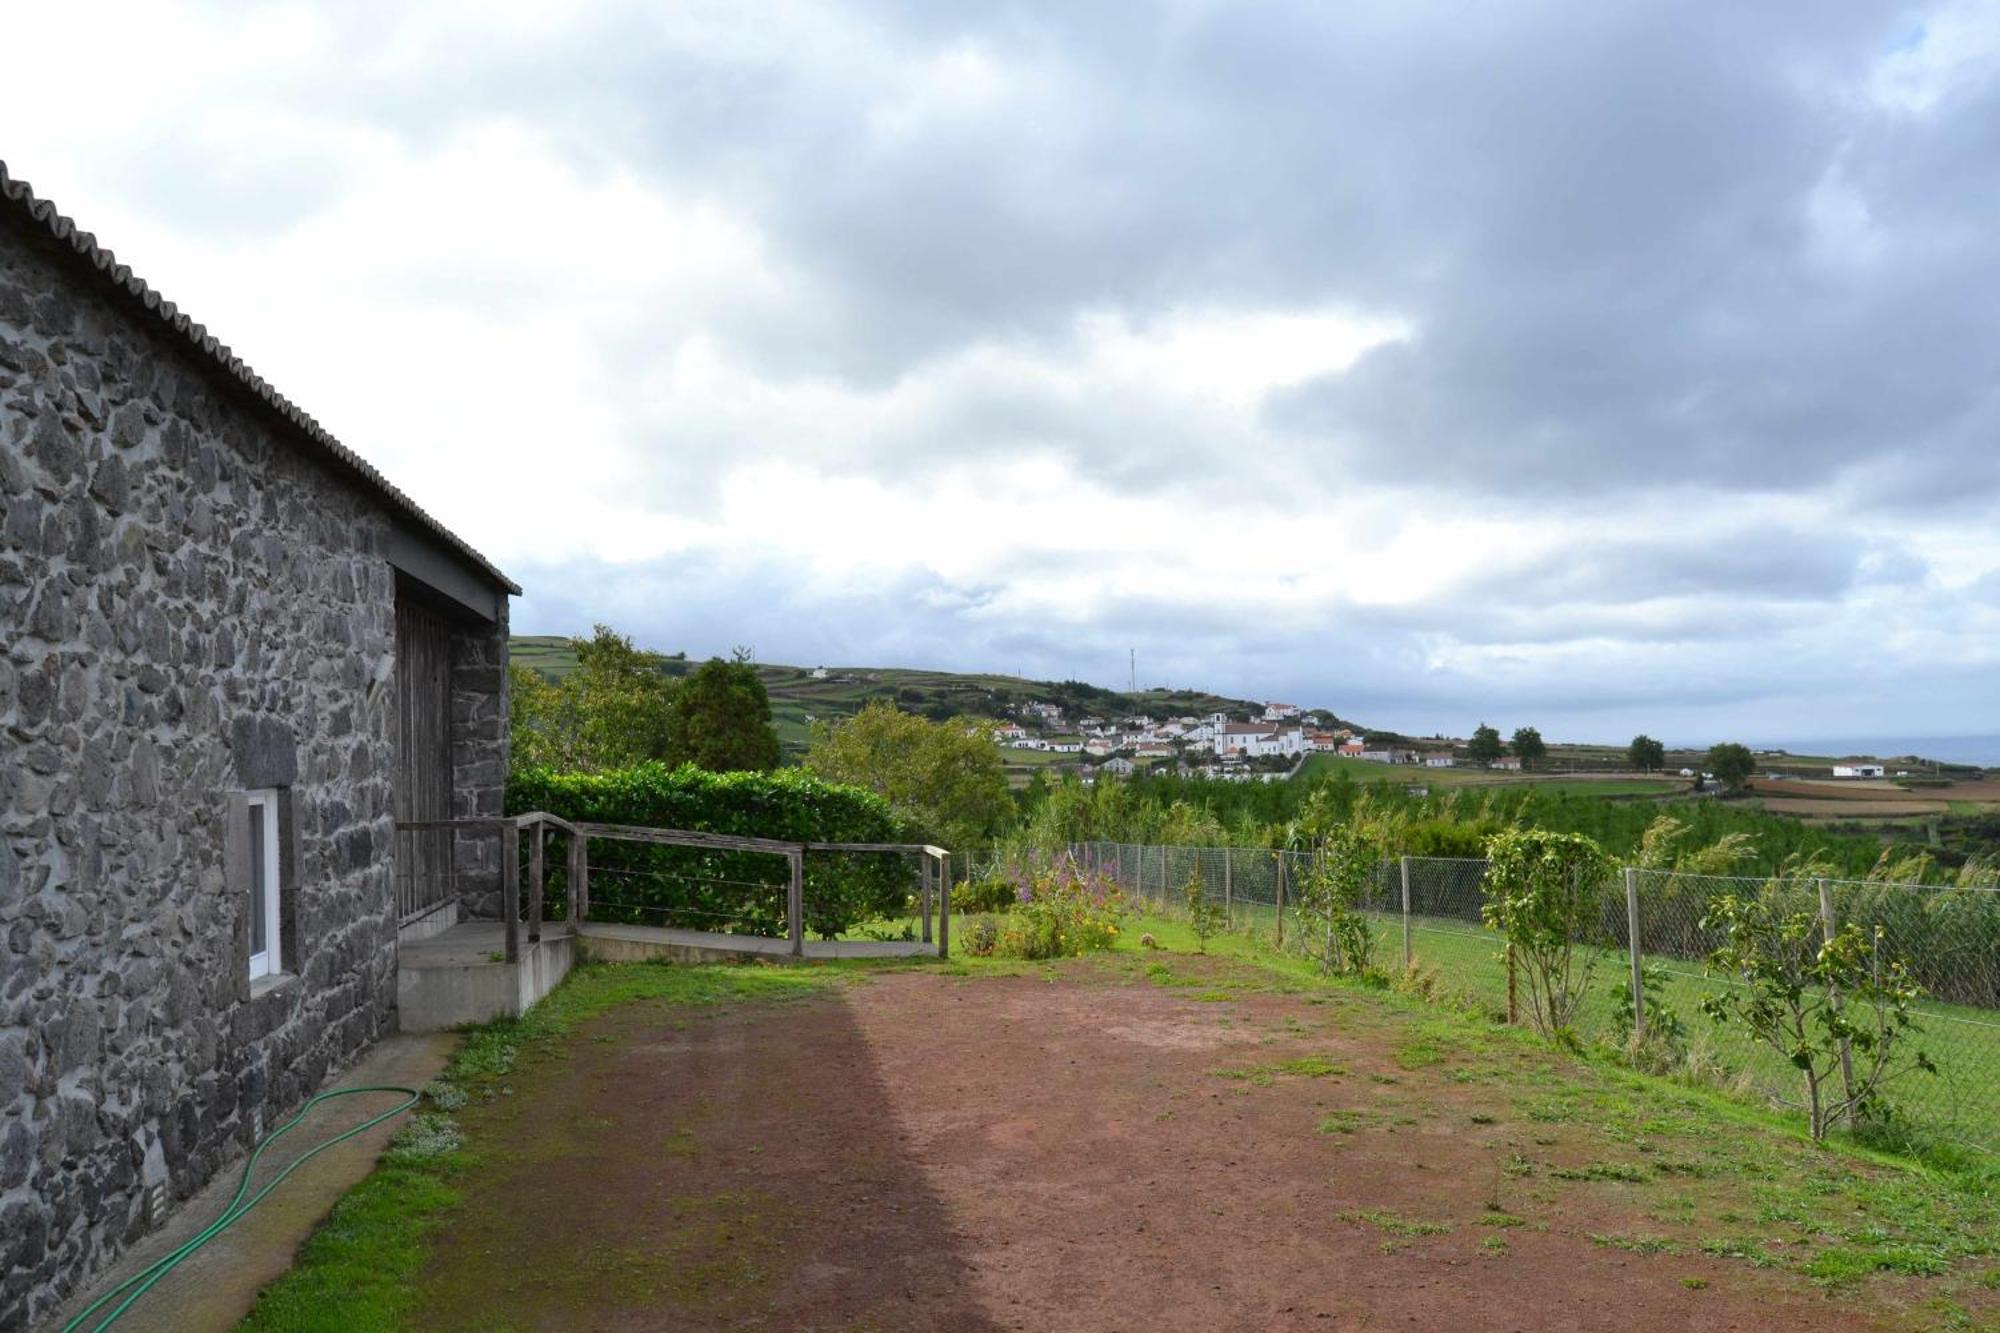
[245,789,282,980]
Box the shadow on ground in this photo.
[410,980,998,1330]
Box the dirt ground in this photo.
[409,957,1966,1332]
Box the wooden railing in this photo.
[394,815,952,963]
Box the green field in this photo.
[1296,753,1680,797]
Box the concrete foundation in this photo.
[396,923,576,1032]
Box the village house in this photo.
[1261,702,1300,721]
[1422,752,1457,768]
[0,164,517,1327]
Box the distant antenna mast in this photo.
[1129,649,1136,693]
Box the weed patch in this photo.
[1338,1209,1453,1237]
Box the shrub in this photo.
[961,915,1001,957]
[955,877,1024,915]
[1182,861,1227,952]
[1482,828,1616,1040]
[993,859,1125,960]
[1610,962,1689,1071]
[508,762,912,938]
[1294,826,1380,977]
[1700,874,1936,1142]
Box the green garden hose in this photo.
[62,1085,421,1333]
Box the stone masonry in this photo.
[0,176,511,1328]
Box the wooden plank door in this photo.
[394,595,454,922]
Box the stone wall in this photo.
[449,606,510,919]
[0,215,499,1327]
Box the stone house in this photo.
[0,163,517,1328]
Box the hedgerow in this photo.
[508,763,914,938]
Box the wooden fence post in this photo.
[1222,850,1233,928]
[1400,855,1413,973]
[920,856,933,944]
[939,853,951,959]
[786,850,805,958]
[567,829,588,934]
[1274,850,1286,949]
[528,820,545,944]
[1817,877,1856,1123]
[501,821,521,964]
[1624,866,1646,1042]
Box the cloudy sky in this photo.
[11,1,2000,745]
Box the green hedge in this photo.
[508,763,914,939]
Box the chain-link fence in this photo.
[1040,841,2000,1154]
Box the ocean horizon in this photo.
[1732,735,2000,768]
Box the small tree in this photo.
[1466,723,1504,765]
[667,657,782,772]
[1511,727,1547,771]
[1481,829,1614,1040]
[1182,860,1227,952]
[1700,885,1933,1141]
[1706,742,1755,792]
[806,702,1012,852]
[1294,825,1378,976]
[1627,734,1665,773]
[509,625,678,774]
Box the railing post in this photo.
[568,829,588,934]
[920,855,933,944]
[528,819,545,944]
[1817,876,1856,1124]
[939,853,951,959]
[1624,866,1645,1043]
[1400,855,1413,972]
[501,821,521,964]
[787,849,805,958]
[1222,849,1233,928]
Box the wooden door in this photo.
[394,595,454,921]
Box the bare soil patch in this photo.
[1757,798,1948,818]
[407,957,1979,1331]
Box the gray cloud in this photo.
[18,0,2000,743]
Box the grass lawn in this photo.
[1177,894,2000,1158]
[234,920,2000,1331]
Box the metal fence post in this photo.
[1816,876,1857,1123]
[1624,866,1645,1043]
[1222,847,1232,927]
[788,849,804,958]
[1399,855,1413,972]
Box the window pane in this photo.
[249,804,267,959]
